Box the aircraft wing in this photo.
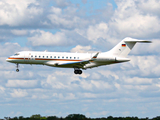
[44,60,90,68]
[44,52,99,68]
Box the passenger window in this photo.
[74,57,76,59]
[58,56,60,58]
[31,55,33,57]
[39,56,41,58]
[62,56,64,59]
[70,57,72,59]
[66,57,68,59]
[35,56,37,58]
[54,56,56,58]
[47,56,48,58]
[50,56,52,58]
[77,57,79,59]
[43,56,44,58]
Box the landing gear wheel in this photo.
[74,70,82,75]
[74,70,78,74]
[78,70,82,74]
[16,69,19,72]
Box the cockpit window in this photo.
[14,53,20,56]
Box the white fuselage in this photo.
[7,37,150,74]
[6,51,126,69]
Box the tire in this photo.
[74,70,78,74]
[78,70,82,74]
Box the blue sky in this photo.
[1,0,160,118]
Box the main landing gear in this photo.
[16,63,19,72]
[74,68,82,75]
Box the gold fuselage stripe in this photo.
[8,57,82,62]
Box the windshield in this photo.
[14,53,20,56]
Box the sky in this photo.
[1,0,160,118]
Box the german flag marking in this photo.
[122,44,126,47]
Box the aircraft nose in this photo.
[6,57,11,62]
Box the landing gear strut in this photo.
[74,68,82,75]
[16,64,19,72]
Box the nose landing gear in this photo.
[16,64,19,72]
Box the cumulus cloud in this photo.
[87,22,109,42]
[130,39,159,55]
[109,0,160,38]
[0,42,30,57]
[130,56,160,77]
[10,89,28,98]
[28,30,68,46]
[0,42,20,56]
[70,45,92,53]
[0,86,5,93]
[6,80,38,88]
[47,7,89,29]
[28,29,90,47]
[138,0,160,16]
[0,0,44,27]
[11,29,28,36]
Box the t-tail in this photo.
[108,37,151,58]
[105,37,151,63]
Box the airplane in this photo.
[6,37,151,74]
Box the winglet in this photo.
[91,52,99,60]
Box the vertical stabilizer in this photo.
[108,37,151,57]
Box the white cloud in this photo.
[0,42,20,56]
[0,42,30,57]
[98,70,119,80]
[6,80,38,88]
[70,45,92,53]
[138,0,160,15]
[81,93,97,98]
[0,0,43,26]
[130,39,160,55]
[28,29,91,47]
[0,86,5,93]
[124,77,153,85]
[8,111,22,117]
[50,6,62,15]
[130,56,160,77]
[11,29,28,36]
[28,30,67,46]
[10,89,28,98]
[109,0,160,38]
[48,13,86,29]
[86,22,108,42]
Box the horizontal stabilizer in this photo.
[123,37,152,43]
[124,39,152,43]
